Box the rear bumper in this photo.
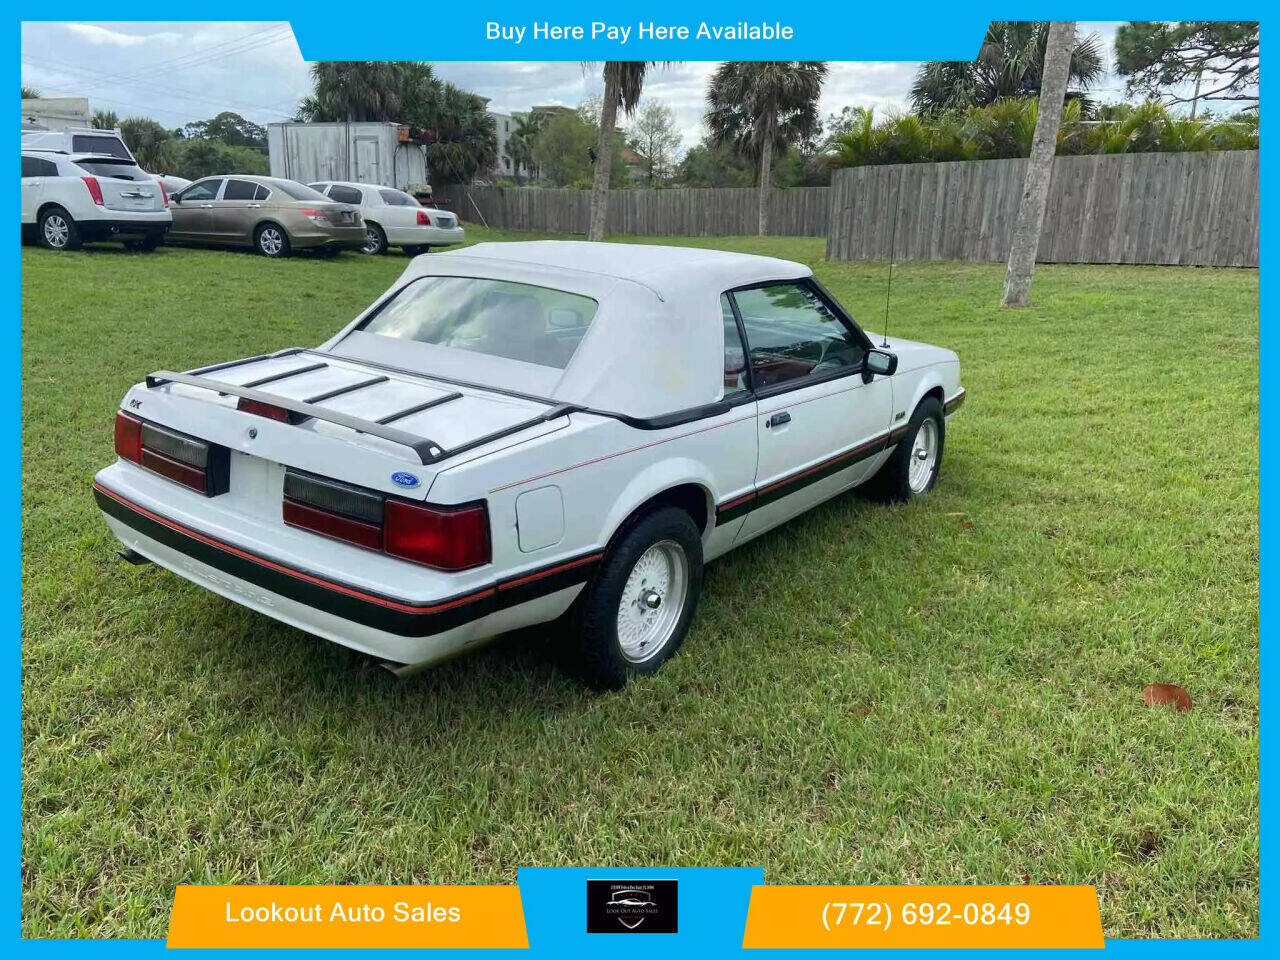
[290,226,366,250]
[384,224,465,247]
[81,217,171,241]
[93,477,596,668]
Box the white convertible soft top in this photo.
[327,241,812,419]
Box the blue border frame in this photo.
[16,10,1265,954]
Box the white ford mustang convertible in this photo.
[94,242,964,687]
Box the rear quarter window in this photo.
[378,189,417,207]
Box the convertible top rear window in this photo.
[359,277,599,370]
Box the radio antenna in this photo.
[881,167,902,348]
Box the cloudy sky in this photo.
[21,21,1133,152]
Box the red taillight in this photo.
[416,209,431,226]
[158,181,169,206]
[140,448,207,493]
[283,499,382,550]
[384,499,490,571]
[237,397,294,422]
[114,412,228,495]
[114,412,143,463]
[82,176,104,206]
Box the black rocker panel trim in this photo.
[94,482,600,638]
[714,426,908,524]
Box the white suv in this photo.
[21,152,172,251]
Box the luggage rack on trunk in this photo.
[144,349,577,466]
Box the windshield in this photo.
[359,276,598,370]
[275,180,332,201]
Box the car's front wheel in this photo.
[38,207,81,251]
[567,507,704,689]
[863,395,945,501]
[361,223,387,255]
[254,223,290,258]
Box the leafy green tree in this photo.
[531,110,597,187]
[171,139,269,180]
[627,102,681,186]
[92,110,119,130]
[183,111,267,151]
[675,138,755,187]
[911,21,1102,116]
[120,117,177,171]
[706,61,828,234]
[1114,21,1258,115]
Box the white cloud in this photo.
[62,22,180,46]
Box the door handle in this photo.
[199,203,213,208]
[767,411,791,428]
[247,203,261,208]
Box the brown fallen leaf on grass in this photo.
[1142,683,1192,712]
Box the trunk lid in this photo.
[72,157,167,212]
[131,351,568,502]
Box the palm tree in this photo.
[424,82,498,184]
[585,62,667,241]
[706,61,828,235]
[508,111,544,183]
[20,84,40,99]
[92,109,119,130]
[1003,21,1076,308]
[911,21,1102,116]
[295,61,430,123]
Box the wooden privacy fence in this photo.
[826,150,1258,267]
[438,185,830,237]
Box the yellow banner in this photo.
[742,885,1103,949]
[166,885,528,949]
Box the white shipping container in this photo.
[268,122,429,190]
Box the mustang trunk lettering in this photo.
[94,242,963,681]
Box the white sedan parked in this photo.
[308,181,464,256]
[94,242,964,688]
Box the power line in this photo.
[22,55,298,120]
[69,24,292,94]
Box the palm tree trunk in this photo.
[1002,20,1075,308]
[757,133,773,236]
[588,66,621,242]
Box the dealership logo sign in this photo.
[586,879,677,933]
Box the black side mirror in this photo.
[864,348,898,381]
[170,192,183,204]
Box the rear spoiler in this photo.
[144,349,576,466]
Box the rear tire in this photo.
[254,223,290,258]
[565,507,703,690]
[38,207,81,251]
[361,223,387,255]
[863,396,945,502]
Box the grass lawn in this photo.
[21,229,1257,938]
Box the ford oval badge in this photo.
[391,472,420,489]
